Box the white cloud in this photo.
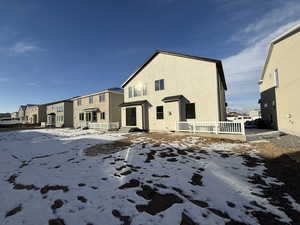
[223,1,300,112]
[9,41,43,55]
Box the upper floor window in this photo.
[274,68,279,88]
[77,99,82,106]
[89,96,93,104]
[128,87,133,98]
[134,86,142,97]
[57,106,64,112]
[99,94,105,102]
[128,84,147,98]
[186,103,196,119]
[155,79,164,91]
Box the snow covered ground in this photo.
[0,129,299,225]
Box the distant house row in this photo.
[14,51,227,132]
[11,23,300,136]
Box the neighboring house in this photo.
[259,23,300,136]
[10,112,19,119]
[249,109,261,120]
[18,106,26,123]
[18,105,36,123]
[226,112,249,122]
[120,50,227,132]
[73,88,123,129]
[46,99,73,127]
[25,105,47,124]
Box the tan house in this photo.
[120,51,227,132]
[25,105,47,124]
[259,23,300,136]
[18,105,28,123]
[46,99,73,127]
[10,112,19,119]
[73,88,123,129]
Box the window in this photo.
[61,116,64,122]
[79,113,84,121]
[186,103,196,119]
[89,96,93,104]
[128,87,133,98]
[92,111,97,122]
[274,68,279,87]
[142,83,147,96]
[155,79,164,91]
[133,86,142,97]
[86,113,91,121]
[57,106,64,112]
[77,99,82,106]
[156,106,164,119]
[100,112,105,120]
[99,94,105,102]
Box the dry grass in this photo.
[252,142,300,162]
[84,132,243,156]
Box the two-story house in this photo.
[120,50,227,132]
[73,88,123,129]
[46,99,73,127]
[18,105,27,123]
[25,105,47,124]
[259,23,300,136]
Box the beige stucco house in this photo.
[120,51,227,132]
[10,112,19,119]
[25,105,47,124]
[18,105,28,123]
[73,88,123,129]
[259,23,300,136]
[46,99,73,127]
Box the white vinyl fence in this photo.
[87,122,120,130]
[176,121,245,135]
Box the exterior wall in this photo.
[123,53,224,131]
[25,106,39,124]
[217,73,227,121]
[108,92,124,124]
[260,31,300,135]
[73,91,123,129]
[10,112,18,119]
[18,107,26,123]
[64,102,73,127]
[47,102,73,127]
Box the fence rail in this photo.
[176,121,245,135]
[87,122,120,130]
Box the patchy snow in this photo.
[0,129,299,225]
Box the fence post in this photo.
[241,122,245,135]
[215,121,218,134]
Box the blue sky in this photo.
[0,0,300,113]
